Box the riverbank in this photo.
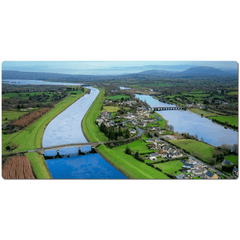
[2,91,87,179]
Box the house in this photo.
[130,129,136,134]
[162,145,171,152]
[149,156,157,161]
[205,171,218,179]
[232,167,238,176]
[150,152,159,158]
[146,138,156,143]
[148,126,156,131]
[222,159,233,166]
[175,174,184,179]
[161,153,168,159]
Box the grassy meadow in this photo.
[106,94,130,100]
[154,160,184,176]
[209,115,238,127]
[170,139,215,163]
[2,110,29,125]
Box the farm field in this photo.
[154,160,184,175]
[209,115,238,127]
[2,155,35,179]
[106,94,130,100]
[170,139,215,163]
[102,106,120,112]
[2,110,28,125]
[82,89,108,142]
[2,91,86,154]
[2,92,58,102]
[97,144,170,179]
[224,155,238,167]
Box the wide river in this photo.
[136,94,238,147]
[42,87,127,179]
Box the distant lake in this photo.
[2,79,82,86]
[136,94,238,147]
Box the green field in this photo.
[2,91,86,154]
[209,115,238,127]
[170,139,215,163]
[106,95,130,100]
[82,89,108,142]
[117,139,149,152]
[225,155,238,167]
[228,91,238,96]
[2,110,28,125]
[97,144,170,179]
[2,92,57,101]
[26,152,52,179]
[102,106,120,112]
[190,108,219,117]
[154,160,184,175]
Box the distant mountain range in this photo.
[138,66,238,78]
[2,66,238,82]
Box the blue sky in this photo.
[2,61,238,75]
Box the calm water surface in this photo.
[136,94,238,147]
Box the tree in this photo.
[169,125,174,132]
[134,151,141,160]
[125,129,130,139]
[125,146,132,155]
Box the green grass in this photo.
[2,110,28,125]
[154,160,184,175]
[97,145,170,179]
[170,139,215,163]
[82,89,108,142]
[190,108,220,117]
[225,155,238,167]
[26,152,52,179]
[117,139,149,152]
[2,92,58,101]
[106,94,130,100]
[2,92,86,154]
[209,115,238,127]
[228,91,238,96]
[102,106,120,112]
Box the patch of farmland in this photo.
[2,156,35,179]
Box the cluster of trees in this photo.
[99,123,131,140]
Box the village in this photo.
[95,95,238,179]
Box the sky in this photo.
[2,61,238,75]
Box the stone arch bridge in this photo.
[153,107,182,111]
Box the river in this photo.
[135,94,238,147]
[42,87,127,179]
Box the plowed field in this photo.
[2,156,35,179]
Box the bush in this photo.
[222,165,234,173]
[125,146,132,155]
